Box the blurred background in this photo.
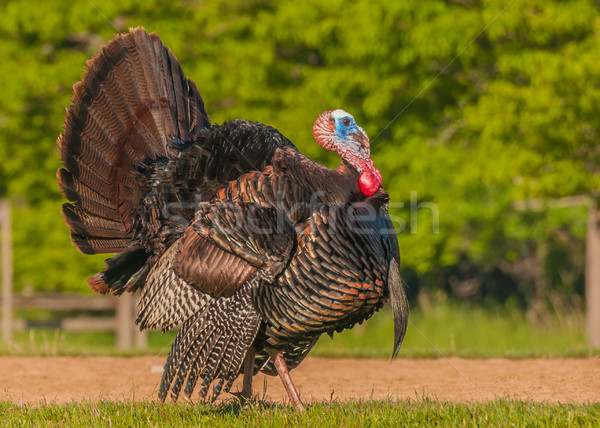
[0,0,598,356]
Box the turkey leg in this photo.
[241,347,256,400]
[268,349,305,412]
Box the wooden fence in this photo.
[0,199,147,350]
[0,292,147,350]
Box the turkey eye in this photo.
[342,118,351,126]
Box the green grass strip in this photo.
[1,399,598,427]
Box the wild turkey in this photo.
[57,27,408,410]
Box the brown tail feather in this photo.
[87,249,150,295]
[70,235,135,255]
[57,169,120,222]
[59,158,112,201]
[57,27,211,255]
[62,204,128,239]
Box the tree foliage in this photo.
[0,0,596,307]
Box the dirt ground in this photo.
[0,356,598,405]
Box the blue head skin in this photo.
[331,110,369,146]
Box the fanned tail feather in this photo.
[57,27,210,294]
[57,27,210,257]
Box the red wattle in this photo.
[359,171,381,196]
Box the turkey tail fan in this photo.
[57,27,211,256]
[159,282,261,402]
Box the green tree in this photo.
[0,0,597,312]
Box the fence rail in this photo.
[0,292,147,349]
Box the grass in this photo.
[0,298,597,426]
[0,328,175,357]
[314,297,591,359]
[0,399,598,427]
[0,297,592,358]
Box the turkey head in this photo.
[312,109,383,196]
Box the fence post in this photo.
[586,202,600,349]
[116,292,147,350]
[116,292,133,350]
[1,199,13,344]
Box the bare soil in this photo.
[0,356,598,405]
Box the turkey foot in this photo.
[241,347,256,401]
[268,349,305,412]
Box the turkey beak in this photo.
[351,129,370,150]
